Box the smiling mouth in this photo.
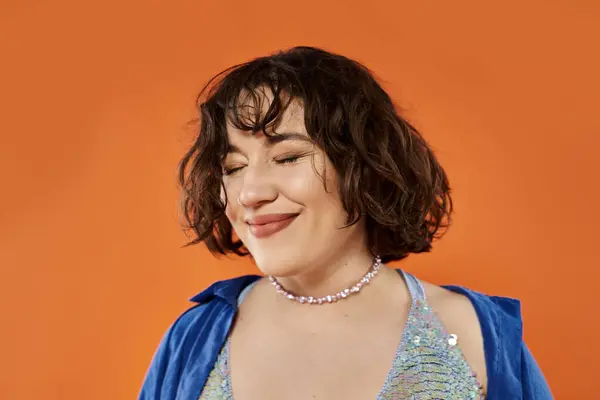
[248,215,298,238]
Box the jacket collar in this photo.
[189,274,261,307]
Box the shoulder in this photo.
[156,274,262,354]
[420,279,533,396]
[437,283,524,345]
[426,281,525,356]
[421,280,523,334]
[139,276,252,400]
[140,275,261,398]
[431,283,552,397]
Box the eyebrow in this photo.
[226,132,312,154]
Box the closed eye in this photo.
[276,156,301,165]
[223,154,308,175]
[223,166,243,176]
[275,150,315,165]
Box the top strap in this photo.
[237,279,259,306]
[398,269,427,302]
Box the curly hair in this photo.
[177,46,453,263]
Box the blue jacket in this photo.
[139,273,553,399]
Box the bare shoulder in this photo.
[420,280,488,391]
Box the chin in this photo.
[256,262,305,278]
[251,251,307,278]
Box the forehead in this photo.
[223,91,313,157]
[226,86,307,136]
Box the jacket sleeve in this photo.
[521,342,553,399]
[138,324,180,400]
[138,302,213,400]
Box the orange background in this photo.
[1,0,598,398]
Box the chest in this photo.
[228,308,408,400]
[199,301,486,400]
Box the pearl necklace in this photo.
[268,255,383,305]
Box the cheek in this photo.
[224,201,245,239]
[285,158,342,209]
[221,176,240,203]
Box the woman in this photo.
[140,46,552,399]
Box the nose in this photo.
[236,163,278,208]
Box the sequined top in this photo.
[199,270,486,399]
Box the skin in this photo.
[220,94,488,399]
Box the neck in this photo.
[271,247,376,299]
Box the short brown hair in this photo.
[178,46,453,263]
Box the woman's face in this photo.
[221,98,367,277]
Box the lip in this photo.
[246,213,299,238]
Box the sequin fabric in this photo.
[376,296,485,399]
[199,272,486,399]
[198,339,233,400]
